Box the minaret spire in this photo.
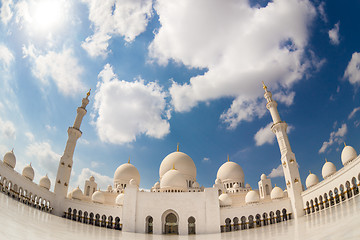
[263,83,304,218]
[54,91,89,216]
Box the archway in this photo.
[162,211,179,234]
[146,216,153,233]
[233,217,239,231]
[240,216,247,230]
[188,216,196,234]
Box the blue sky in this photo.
[0,0,360,192]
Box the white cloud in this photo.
[78,138,90,145]
[25,131,34,141]
[26,141,61,180]
[268,164,284,178]
[317,2,327,23]
[81,0,152,57]
[150,0,318,129]
[0,144,8,157]
[254,122,294,146]
[328,22,340,45]
[72,168,112,191]
[254,122,274,146]
[0,117,16,139]
[93,64,170,144]
[202,157,210,162]
[22,44,86,96]
[319,123,347,153]
[344,52,360,86]
[45,124,57,132]
[0,0,13,25]
[273,91,296,106]
[348,107,360,120]
[0,43,14,69]
[90,161,101,168]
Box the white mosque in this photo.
[0,84,360,235]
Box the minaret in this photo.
[262,82,304,218]
[53,90,90,215]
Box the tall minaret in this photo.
[262,82,304,218]
[53,90,90,215]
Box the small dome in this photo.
[261,174,267,180]
[160,169,187,190]
[89,176,95,182]
[67,192,72,199]
[22,164,34,181]
[160,151,196,180]
[115,193,125,206]
[245,183,251,188]
[153,181,160,189]
[322,160,336,179]
[39,175,51,190]
[114,162,140,186]
[270,186,284,200]
[129,179,137,186]
[107,185,112,192]
[92,190,105,204]
[193,181,200,188]
[217,161,244,183]
[233,183,239,188]
[219,193,232,207]
[215,178,222,185]
[245,190,260,204]
[72,187,83,200]
[3,150,16,169]
[341,145,357,165]
[306,172,319,189]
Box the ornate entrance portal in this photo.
[163,212,178,234]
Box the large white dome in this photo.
[39,175,51,190]
[271,186,284,200]
[92,190,105,204]
[322,160,336,179]
[72,187,83,200]
[245,190,260,204]
[3,150,16,169]
[306,172,319,189]
[115,193,125,206]
[160,169,187,190]
[219,193,232,207]
[159,151,196,180]
[22,164,34,181]
[217,161,244,183]
[114,162,140,186]
[341,145,357,165]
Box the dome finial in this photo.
[128,156,130,164]
[275,184,277,187]
[262,81,268,92]
[11,148,14,153]
[177,143,179,152]
[325,158,328,162]
[86,89,91,99]
[309,170,311,174]
[344,142,347,147]
[172,163,175,170]
[227,154,230,162]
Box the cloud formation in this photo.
[348,107,360,120]
[0,117,16,139]
[149,0,317,129]
[0,0,13,25]
[344,52,360,85]
[93,64,170,144]
[319,123,347,153]
[81,0,152,57]
[22,45,86,96]
[328,22,340,45]
[0,43,14,69]
[254,122,294,146]
[268,164,284,178]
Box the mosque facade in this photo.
[0,86,360,235]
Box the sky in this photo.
[0,0,360,192]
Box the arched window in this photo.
[84,211,88,224]
[306,201,310,214]
[255,214,261,227]
[314,198,319,211]
[67,208,72,219]
[108,216,113,229]
[78,210,82,222]
[319,195,324,210]
[146,216,153,233]
[269,211,275,224]
[282,209,287,221]
[334,188,340,204]
[310,199,315,213]
[86,186,90,196]
[72,209,77,221]
[89,212,94,225]
[352,177,359,195]
[233,217,239,231]
[276,210,281,223]
[240,216,247,230]
[101,215,107,227]
[329,191,335,205]
[114,217,121,230]
[265,184,270,195]
[164,212,178,234]
[262,213,268,226]
[346,181,352,198]
[188,216,196,234]
[340,184,346,201]
[95,214,100,226]
[324,193,329,208]
[248,215,254,229]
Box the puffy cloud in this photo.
[319,123,347,153]
[344,52,360,86]
[0,117,16,139]
[149,0,318,129]
[317,2,327,23]
[22,44,86,96]
[348,107,360,120]
[328,22,340,45]
[72,168,113,191]
[92,64,170,144]
[273,91,296,106]
[254,123,274,146]
[268,164,284,178]
[0,44,14,69]
[81,0,152,57]
[25,141,61,180]
[0,0,13,25]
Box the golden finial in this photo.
[325,158,328,162]
[262,81,267,91]
[309,170,311,174]
[11,148,14,153]
[227,154,230,162]
[275,184,277,187]
[344,142,347,147]
[177,143,179,152]
[86,89,91,99]
[172,163,175,170]
[128,157,130,164]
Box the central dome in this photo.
[159,151,196,180]
[114,163,140,186]
[160,169,187,190]
[217,161,244,183]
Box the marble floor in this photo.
[0,192,360,240]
